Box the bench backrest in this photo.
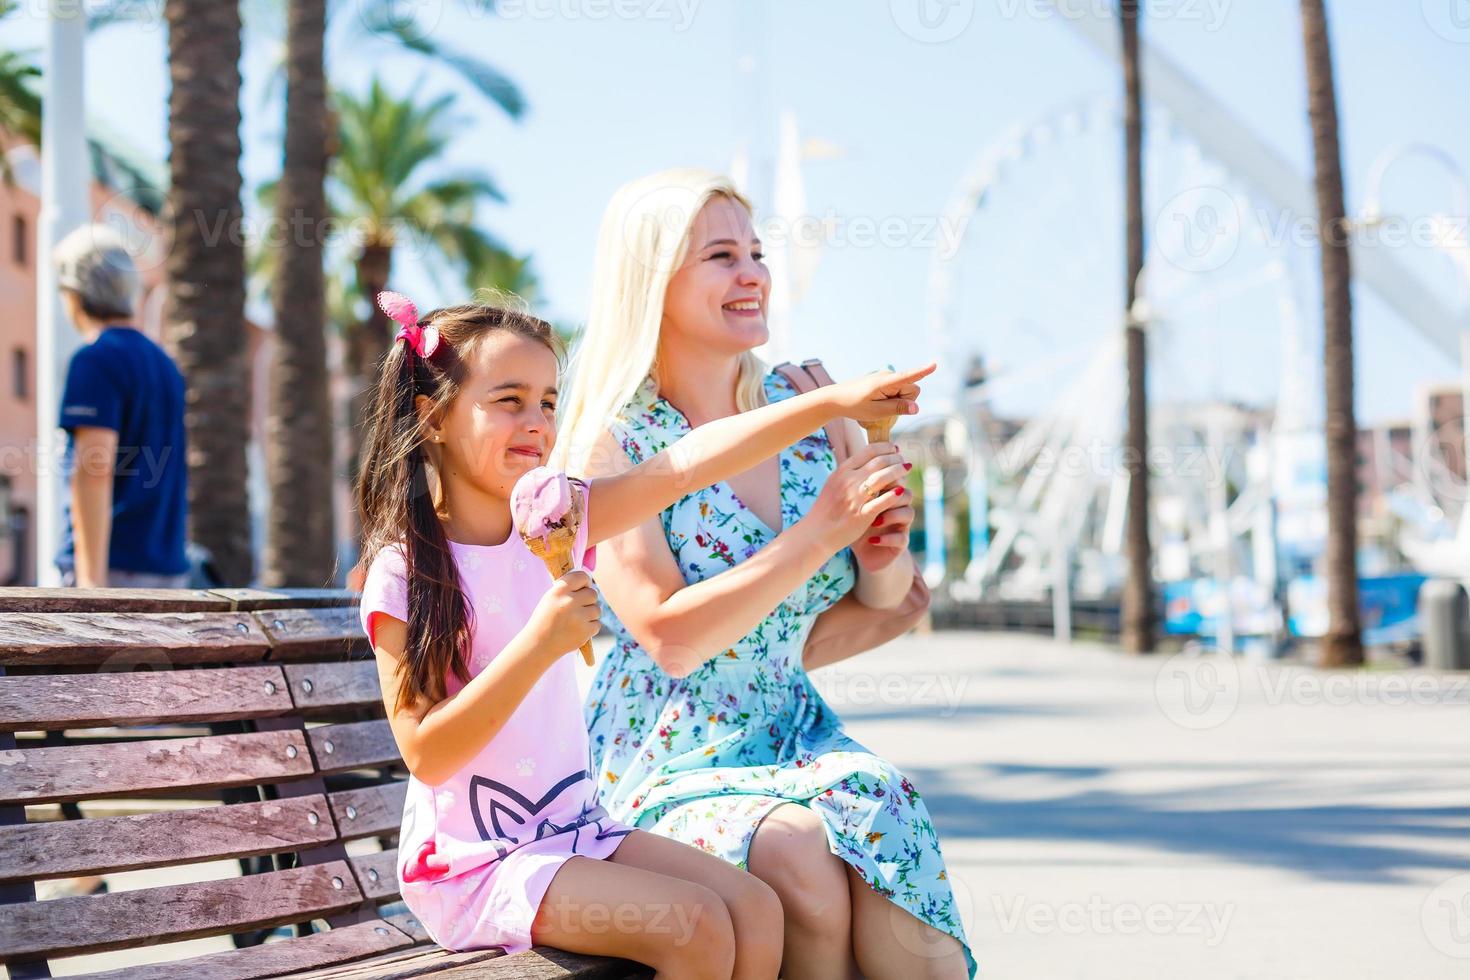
[0,588,451,978]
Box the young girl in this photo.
[355,292,933,979]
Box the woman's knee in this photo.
[747,805,850,934]
[729,872,784,942]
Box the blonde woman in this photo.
[556,169,974,980]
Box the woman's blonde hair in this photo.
[555,168,770,476]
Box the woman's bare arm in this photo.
[853,549,921,609]
[585,428,848,677]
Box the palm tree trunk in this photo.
[262,0,335,587]
[164,0,253,585]
[1120,0,1154,653]
[1300,0,1363,666]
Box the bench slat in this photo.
[0,729,314,805]
[288,946,506,980]
[213,588,361,611]
[74,916,416,980]
[295,945,647,980]
[384,911,429,943]
[0,612,270,667]
[0,860,365,962]
[350,847,399,902]
[0,588,232,613]
[311,720,401,774]
[330,782,409,840]
[259,607,368,660]
[0,794,337,882]
[0,666,293,732]
[286,661,383,711]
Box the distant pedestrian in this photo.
[52,224,188,588]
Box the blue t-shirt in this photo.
[57,326,189,575]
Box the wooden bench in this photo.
[0,587,649,979]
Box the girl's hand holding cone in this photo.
[827,362,935,430]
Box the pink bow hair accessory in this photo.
[377,290,440,358]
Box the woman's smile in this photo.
[722,297,764,318]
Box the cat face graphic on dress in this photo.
[661,195,771,357]
[422,330,561,502]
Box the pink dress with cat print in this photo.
[359,484,634,954]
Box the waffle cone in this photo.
[861,417,896,444]
[520,492,594,665]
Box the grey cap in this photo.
[53,223,140,318]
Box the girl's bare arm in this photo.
[582,364,932,547]
[371,615,555,786]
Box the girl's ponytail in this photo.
[357,335,473,713]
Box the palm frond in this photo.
[355,0,525,119]
[0,21,42,181]
[86,0,161,32]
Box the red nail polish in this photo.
[874,516,885,527]
[903,462,913,471]
[868,536,882,544]
[895,487,905,496]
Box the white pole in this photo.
[35,2,90,586]
[1052,526,1071,644]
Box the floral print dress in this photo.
[584,369,976,977]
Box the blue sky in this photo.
[11,0,1470,424]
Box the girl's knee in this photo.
[660,884,735,979]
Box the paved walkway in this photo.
[802,630,1470,979]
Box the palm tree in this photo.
[327,79,530,535]
[1300,0,1363,666]
[1120,0,1154,653]
[0,0,42,181]
[164,0,253,585]
[88,0,526,582]
[261,0,335,588]
[253,0,526,586]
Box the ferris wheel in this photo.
[923,92,1313,602]
[917,8,1470,600]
